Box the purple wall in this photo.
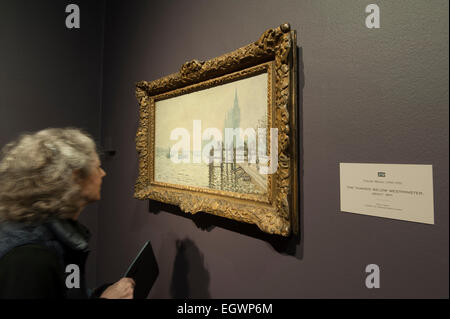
[2,0,448,298]
[97,0,448,298]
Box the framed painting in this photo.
[135,23,298,236]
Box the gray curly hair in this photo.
[0,128,99,223]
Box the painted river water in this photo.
[154,149,267,195]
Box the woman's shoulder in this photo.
[0,244,66,298]
[0,244,62,270]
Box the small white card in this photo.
[340,163,434,224]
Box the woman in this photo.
[0,128,134,298]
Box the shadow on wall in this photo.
[148,45,305,260]
[170,238,211,299]
[149,199,302,259]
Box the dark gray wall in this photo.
[98,0,448,298]
[0,0,105,287]
[4,0,445,298]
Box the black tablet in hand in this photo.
[124,241,159,299]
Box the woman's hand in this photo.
[100,277,135,299]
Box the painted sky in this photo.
[155,72,268,149]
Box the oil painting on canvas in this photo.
[135,24,298,236]
[154,72,269,196]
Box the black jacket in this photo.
[0,218,108,299]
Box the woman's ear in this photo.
[72,169,84,185]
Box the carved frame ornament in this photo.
[135,24,298,236]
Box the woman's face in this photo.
[78,156,106,203]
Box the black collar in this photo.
[46,218,91,252]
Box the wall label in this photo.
[340,163,434,224]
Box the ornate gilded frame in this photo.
[135,23,298,236]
